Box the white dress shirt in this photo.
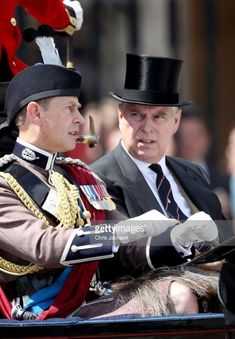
[121,141,192,217]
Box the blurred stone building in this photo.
[14,0,235,164]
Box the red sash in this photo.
[0,285,12,319]
[0,164,106,319]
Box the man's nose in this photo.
[74,109,85,125]
[141,117,153,132]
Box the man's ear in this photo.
[118,103,125,119]
[26,101,42,125]
[173,108,182,134]
[118,104,124,129]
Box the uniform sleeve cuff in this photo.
[60,225,114,266]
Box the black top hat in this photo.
[0,64,81,130]
[110,54,191,106]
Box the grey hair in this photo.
[14,97,52,127]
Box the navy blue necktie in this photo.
[149,164,187,221]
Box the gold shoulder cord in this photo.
[49,170,79,228]
[0,170,90,276]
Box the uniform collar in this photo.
[13,138,57,170]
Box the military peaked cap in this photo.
[0,64,81,130]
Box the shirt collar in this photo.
[13,138,57,170]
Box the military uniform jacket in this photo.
[0,152,115,319]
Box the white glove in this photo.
[115,210,179,244]
[63,0,83,31]
[170,211,218,248]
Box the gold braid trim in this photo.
[49,170,79,228]
[0,260,42,276]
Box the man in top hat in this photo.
[91,54,229,281]
[0,51,220,319]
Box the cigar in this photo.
[76,115,99,148]
[76,134,99,147]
